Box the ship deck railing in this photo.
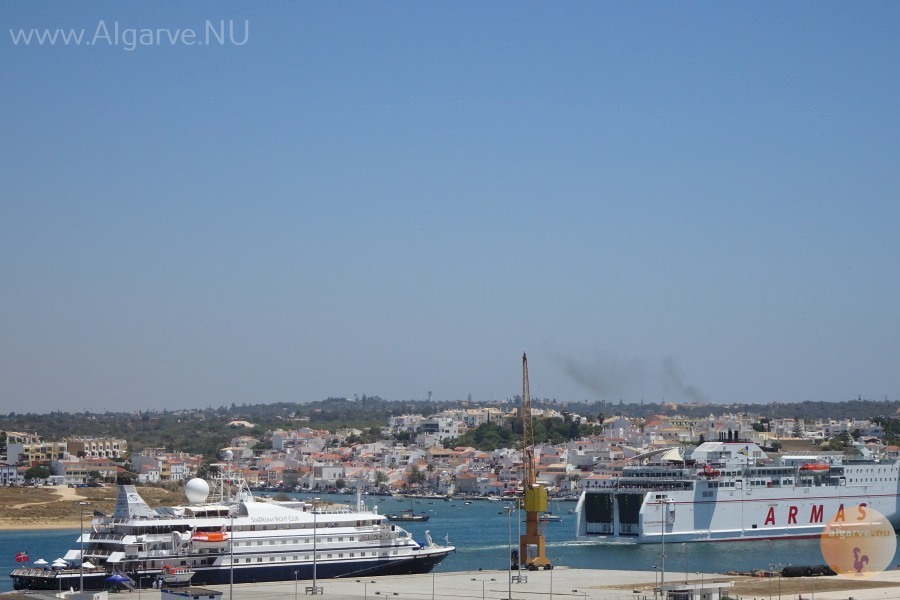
[10,567,101,578]
[84,549,119,559]
[10,568,59,579]
[613,483,695,491]
[88,532,126,542]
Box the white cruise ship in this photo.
[574,441,900,543]
[10,467,453,591]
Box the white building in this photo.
[418,417,462,443]
[0,463,22,486]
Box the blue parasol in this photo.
[106,573,130,583]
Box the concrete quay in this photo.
[183,567,900,600]
[190,568,654,600]
[15,568,900,600]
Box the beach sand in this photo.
[0,484,178,531]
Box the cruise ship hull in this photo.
[575,443,900,543]
[11,548,452,591]
[9,475,456,592]
[576,487,900,543]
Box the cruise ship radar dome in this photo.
[222,449,234,461]
[185,478,210,504]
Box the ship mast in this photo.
[519,353,551,569]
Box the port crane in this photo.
[518,352,551,569]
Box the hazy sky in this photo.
[2,2,899,413]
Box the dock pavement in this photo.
[191,568,900,600]
[15,568,900,600]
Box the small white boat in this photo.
[539,512,562,522]
[156,566,195,587]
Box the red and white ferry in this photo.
[575,441,900,543]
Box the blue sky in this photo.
[2,2,899,413]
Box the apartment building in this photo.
[67,436,128,459]
[6,440,68,465]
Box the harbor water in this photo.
[0,494,849,593]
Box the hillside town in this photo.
[2,407,895,495]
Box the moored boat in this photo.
[538,513,561,522]
[156,566,194,587]
[386,511,430,522]
[9,465,453,591]
[575,441,900,543]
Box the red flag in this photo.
[15,552,28,563]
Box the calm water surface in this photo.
[0,494,850,593]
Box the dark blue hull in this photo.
[12,549,452,591]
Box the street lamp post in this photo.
[313,511,323,593]
[768,563,785,600]
[357,579,375,600]
[471,577,495,600]
[306,510,323,594]
[313,511,317,590]
[659,500,668,591]
[229,513,234,600]
[505,506,513,600]
[294,570,299,600]
[78,501,90,592]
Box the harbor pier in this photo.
[13,568,900,600]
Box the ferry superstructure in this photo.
[574,441,900,543]
[10,469,453,591]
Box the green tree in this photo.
[197,462,219,481]
[25,465,51,481]
[825,437,845,451]
[455,422,515,451]
[407,465,426,487]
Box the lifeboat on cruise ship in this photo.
[700,465,720,478]
[799,463,830,472]
[191,531,229,543]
